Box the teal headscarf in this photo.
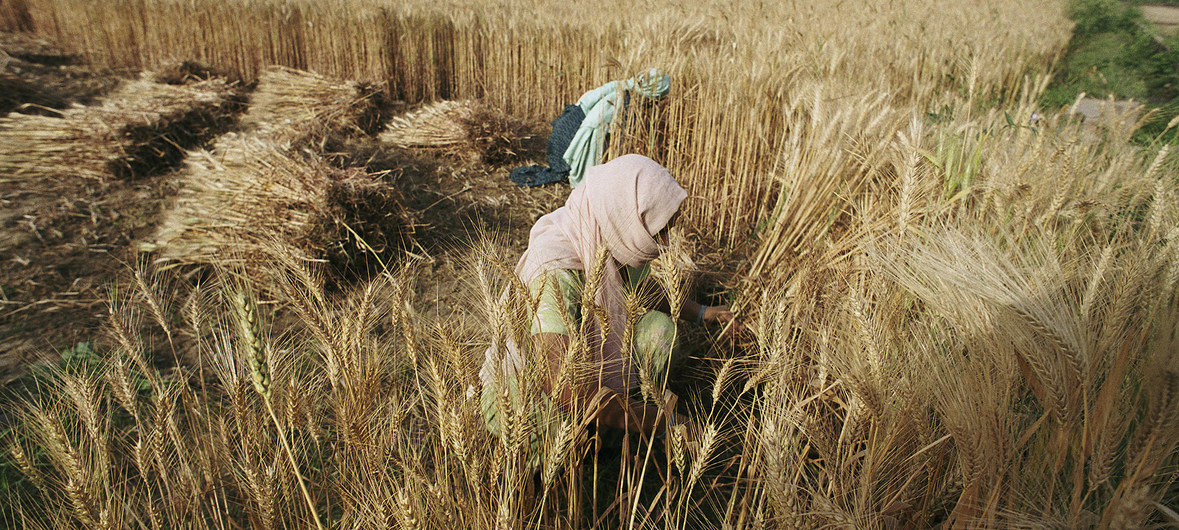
[564,68,671,188]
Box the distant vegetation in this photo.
[1044,0,1179,142]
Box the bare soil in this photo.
[327,137,565,326]
[0,32,137,382]
[0,30,564,385]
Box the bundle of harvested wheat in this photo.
[143,134,319,264]
[380,99,531,164]
[143,133,411,277]
[317,171,413,280]
[380,100,476,147]
[0,73,241,181]
[240,65,381,139]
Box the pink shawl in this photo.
[512,154,687,391]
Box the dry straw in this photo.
[380,100,478,148]
[138,65,408,277]
[7,0,1071,250]
[240,65,382,139]
[0,73,241,181]
[0,0,32,31]
[0,71,68,115]
[380,99,532,164]
[142,132,411,276]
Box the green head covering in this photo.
[566,68,673,187]
[627,68,672,99]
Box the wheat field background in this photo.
[1,0,1178,527]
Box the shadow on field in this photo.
[315,117,562,323]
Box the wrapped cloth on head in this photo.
[483,154,687,394]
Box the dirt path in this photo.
[1142,5,1179,36]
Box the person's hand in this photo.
[703,304,734,324]
[704,304,745,340]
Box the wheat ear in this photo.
[230,289,324,530]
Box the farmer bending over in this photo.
[480,154,732,469]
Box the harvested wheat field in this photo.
[1,0,1178,528]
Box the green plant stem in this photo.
[263,397,324,530]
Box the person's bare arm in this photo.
[680,299,734,325]
[534,332,676,435]
[631,275,734,325]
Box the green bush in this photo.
[1045,0,1179,143]
[1070,0,1142,35]
[1129,0,1179,6]
[1145,32,1179,100]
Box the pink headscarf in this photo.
[513,154,687,391]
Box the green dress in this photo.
[480,265,683,470]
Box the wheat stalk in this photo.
[229,288,324,530]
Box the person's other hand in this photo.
[703,305,734,324]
